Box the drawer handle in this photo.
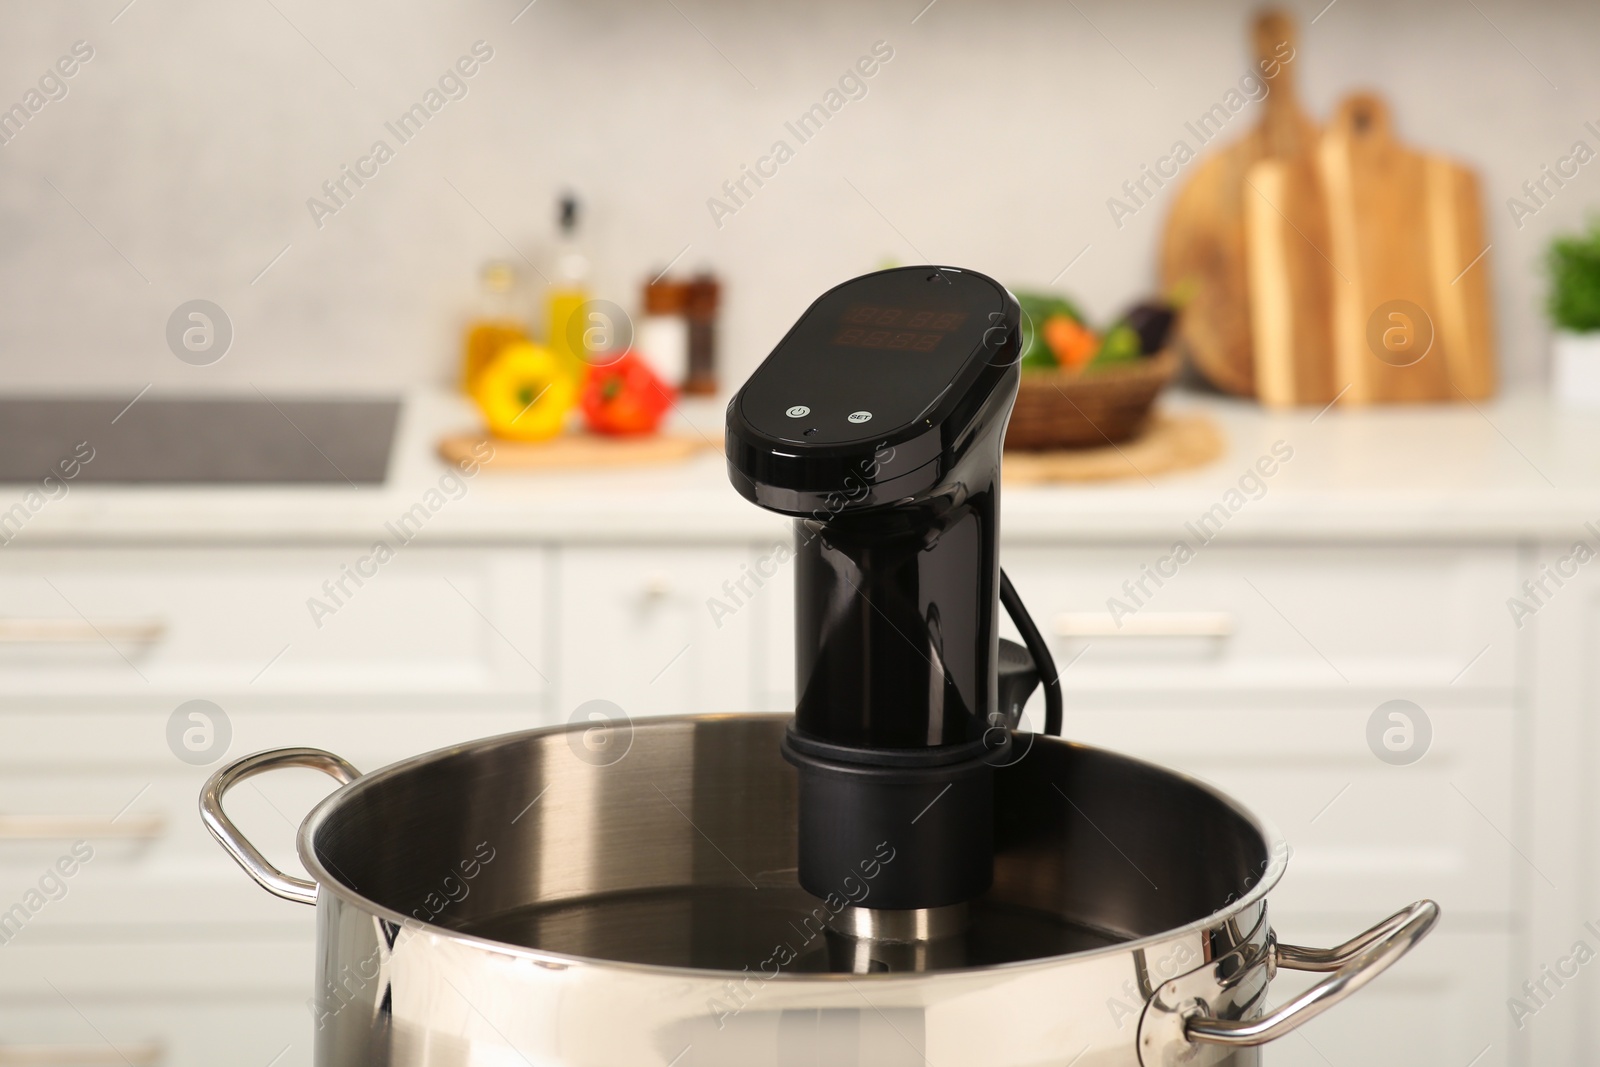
[0,1042,162,1065]
[0,619,166,644]
[1055,611,1234,639]
[0,819,165,844]
[0,815,166,841]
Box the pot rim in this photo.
[294,712,1288,982]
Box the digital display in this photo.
[830,305,967,352]
[739,266,1009,446]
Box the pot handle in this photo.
[1185,899,1440,1047]
[199,747,362,906]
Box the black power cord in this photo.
[999,569,1063,736]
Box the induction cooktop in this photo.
[0,395,401,485]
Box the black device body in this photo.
[726,266,1022,910]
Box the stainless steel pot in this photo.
[200,714,1436,1066]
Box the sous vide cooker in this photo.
[202,266,1439,1066]
[726,265,1061,963]
[728,267,1022,908]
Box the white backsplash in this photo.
[0,0,1590,393]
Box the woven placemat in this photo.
[1003,412,1224,484]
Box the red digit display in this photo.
[830,306,967,352]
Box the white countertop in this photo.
[5,389,1598,546]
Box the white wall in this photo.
[0,0,1590,393]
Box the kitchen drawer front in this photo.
[1062,694,1516,915]
[0,699,565,767]
[1000,543,1516,692]
[755,548,797,712]
[0,937,308,995]
[0,547,547,696]
[0,705,562,931]
[0,994,312,1067]
[554,545,764,718]
[1256,921,1509,1067]
[0,939,312,1067]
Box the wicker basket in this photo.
[1005,349,1180,451]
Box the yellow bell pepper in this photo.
[472,342,576,442]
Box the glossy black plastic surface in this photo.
[729,265,1020,758]
[789,383,1012,755]
[727,265,1021,911]
[783,736,998,908]
[727,266,1019,517]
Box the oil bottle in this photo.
[460,261,529,392]
[545,193,590,381]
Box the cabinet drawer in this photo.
[1063,694,1516,914]
[554,545,765,718]
[1000,543,1516,692]
[0,937,308,996]
[1260,921,1509,1067]
[0,705,559,932]
[756,550,796,712]
[0,939,312,1067]
[0,992,311,1067]
[0,548,547,696]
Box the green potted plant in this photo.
[1548,222,1600,406]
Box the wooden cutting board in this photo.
[1244,141,1336,406]
[1318,93,1496,403]
[1425,153,1497,399]
[1160,8,1314,397]
[1003,412,1224,484]
[439,432,715,471]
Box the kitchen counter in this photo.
[2,388,1595,546]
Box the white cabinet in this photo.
[0,968,314,1067]
[755,545,797,712]
[0,544,555,1067]
[0,547,549,697]
[998,543,1517,693]
[553,544,769,719]
[0,529,1565,1064]
[996,545,1521,907]
[1063,696,1516,917]
[1522,541,1600,1067]
[0,703,575,934]
[990,541,1525,1062]
[1263,924,1512,1067]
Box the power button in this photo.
[786,405,810,418]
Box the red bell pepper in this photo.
[580,350,675,435]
